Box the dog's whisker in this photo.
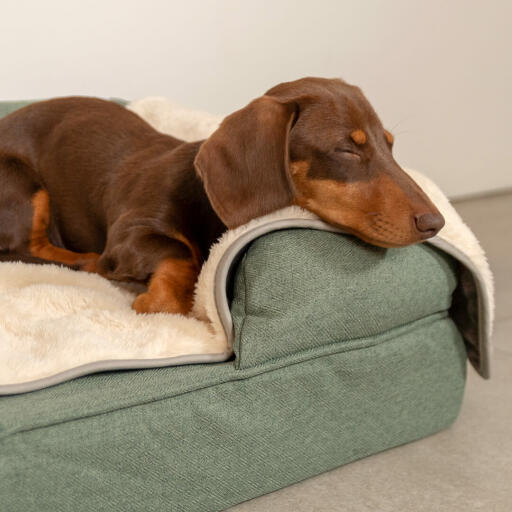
[393,129,413,136]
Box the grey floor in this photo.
[228,192,512,512]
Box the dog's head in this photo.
[194,77,444,247]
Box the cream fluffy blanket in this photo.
[0,98,494,394]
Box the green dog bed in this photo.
[0,229,467,512]
[0,98,493,511]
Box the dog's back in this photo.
[0,97,183,254]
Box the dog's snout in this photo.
[414,212,445,236]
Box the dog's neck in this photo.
[164,140,226,262]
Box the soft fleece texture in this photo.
[0,98,494,388]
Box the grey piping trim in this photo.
[213,218,491,379]
[0,352,231,396]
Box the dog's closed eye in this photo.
[333,147,361,159]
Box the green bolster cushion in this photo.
[231,229,459,368]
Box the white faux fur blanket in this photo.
[0,98,494,394]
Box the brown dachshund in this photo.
[0,77,444,315]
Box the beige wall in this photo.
[1,0,510,197]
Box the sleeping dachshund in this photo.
[0,77,444,315]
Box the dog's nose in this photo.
[414,212,445,236]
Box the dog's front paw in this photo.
[132,291,190,315]
[132,292,158,314]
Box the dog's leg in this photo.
[95,214,202,314]
[30,189,100,271]
[132,257,198,315]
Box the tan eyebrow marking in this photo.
[384,130,394,145]
[350,129,367,145]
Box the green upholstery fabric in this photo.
[0,230,466,512]
[231,230,458,368]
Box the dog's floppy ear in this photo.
[194,96,297,228]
